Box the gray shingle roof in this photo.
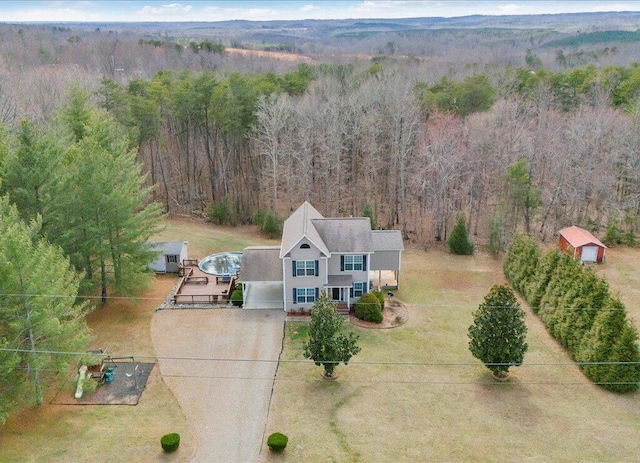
[371,230,405,251]
[238,246,283,282]
[280,201,329,258]
[326,274,354,286]
[312,218,372,253]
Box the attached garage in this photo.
[558,226,606,264]
[238,246,284,309]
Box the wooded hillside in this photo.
[1,14,640,248]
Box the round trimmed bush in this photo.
[267,432,288,452]
[161,433,180,453]
[371,290,385,310]
[355,292,383,323]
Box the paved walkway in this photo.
[151,309,285,462]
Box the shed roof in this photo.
[238,246,283,282]
[559,226,606,248]
[371,230,405,251]
[150,241,187,255]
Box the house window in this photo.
[353,282,364,298]
[344,255,364,271]
[300,243,311,249]
[166,255,178,264]
[294,260,318,277]
[296,288,316,304]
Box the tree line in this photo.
[0,89,161,423]
[504,234,640,392]
[90,61,640,247]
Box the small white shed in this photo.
[149,241,188,273]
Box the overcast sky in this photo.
[2,1,640,22]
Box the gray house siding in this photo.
[370,251,401,271]
[283,238,326,312]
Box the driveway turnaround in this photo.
[151,309,286,462]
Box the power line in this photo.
[1,292,639,311]
[2,348,639,367]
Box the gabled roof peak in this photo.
[280,201,328,258]
[559,225,606,248]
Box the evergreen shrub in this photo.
[371,290,385,310]
[448,214,474,255]
[503,234,640,392]
[267,432,288,452]
[355,293,383,323]
[230,285,243,307]
[207,198,237,226]
[254,209,281,238]
[576,298,640,392]
[161,433,180,453]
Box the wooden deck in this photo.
[173,264,236,305]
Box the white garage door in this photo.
[581,246,598,262]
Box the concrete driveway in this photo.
[151,308,285,462]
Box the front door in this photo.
[332,287,341,301]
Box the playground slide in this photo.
[75,365,88,399]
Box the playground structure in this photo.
[74,348,134,399]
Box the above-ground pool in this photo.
[198,251,243,275]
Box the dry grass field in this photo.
[262,246,640,462]
[2,219,638,462]
[596,246,640,334]
[0,276,196,463]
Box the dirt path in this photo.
[151,309,285,462]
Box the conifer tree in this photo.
[0,197,89,423]
[45,91,162,301]
[468,285,528,379]
[577,298,640,393]
[448,214,474,255]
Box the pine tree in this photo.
[0,120,59,223]
[363,204,376,230]
[0,197,89,423]
[448,214,474,255]
[468,285,528,379]
[45,96,162,301]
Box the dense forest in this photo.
[1,14,640,251]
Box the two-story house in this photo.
[239,201,403,312]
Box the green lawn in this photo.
[262,246,640,462]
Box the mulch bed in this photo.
[51,362,155,406]
[350,297,409,329]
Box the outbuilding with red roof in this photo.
[558,226,607,263]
